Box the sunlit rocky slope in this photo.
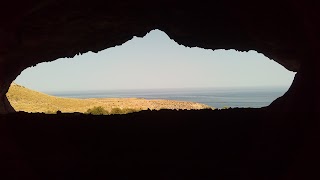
[7,83,213,113]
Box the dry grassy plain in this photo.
[7,83,213,113]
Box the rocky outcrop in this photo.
[269,60,320,112]
[0,0,319,113]
[0,62,23,113]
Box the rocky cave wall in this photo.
[0,0,319,113]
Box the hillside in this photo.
[7,83,213,113]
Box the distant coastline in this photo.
[7,83,213,113]
[47,86,288,109]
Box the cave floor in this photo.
[0,109,317,180]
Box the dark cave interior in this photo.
[0,0,319,179]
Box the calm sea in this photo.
[48,87,288,109]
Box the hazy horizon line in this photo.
[44,85,290,94]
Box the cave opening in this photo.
[1,1,320,179]
[10,29,295,113]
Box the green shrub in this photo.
[86,106,109,115]
[86,107,140,115]
[110,107,123,114]
[110,107,140,114]
[44,110,57,114]
[222,106,230,110]
[122,108,139,114]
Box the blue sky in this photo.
[14,29,296,92]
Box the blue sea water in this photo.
[48,87,288,109]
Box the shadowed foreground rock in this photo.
[0,109,319,180]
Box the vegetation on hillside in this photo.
[86,106,140,115]
[7,83,214,114]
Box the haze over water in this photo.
[49,87,287,108]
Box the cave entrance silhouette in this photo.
[11,30,295,113]
[1,1,319,179]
